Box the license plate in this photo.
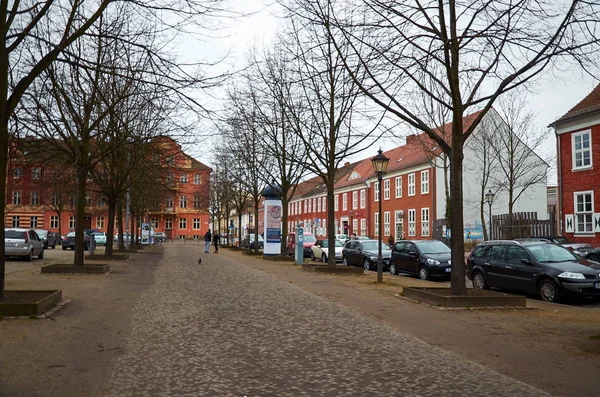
[445,268,452,273]
[594,283,600,289]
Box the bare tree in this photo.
[324,0,600,294]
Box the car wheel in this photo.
[321,253,327,263]
[418,266,429,280]
[62,246,67,251]
[538,279,561,303]
[25,250,33,262]
[311,251,316,261]
[588,253,599,262]
[52,243,56,249]
[343,257,349,266]
[390,263,398,275]
[38,249,44,259]
[472,271,489,289]
[363,259,371,271]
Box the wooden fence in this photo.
[491,211,556,240]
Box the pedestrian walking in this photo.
[204,229,212,253]
[88,234,97,256]
[213,231,221,254]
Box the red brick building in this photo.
[551,84,600,247]
[5,137,211,240]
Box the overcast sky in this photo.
[186,0,599,186]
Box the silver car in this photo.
[5,228,45,261]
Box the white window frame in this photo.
[360,219,367,236]
[179,218,187,229]
[408,209,416,236]
[334,195,339,211]
[384,179,390,200]
[374,213,380,236]
[360,189,366,208]
[322,196,327,212]
[180,173,188,184]
[408,173,415,196]
[193,218,201,229]
[574,191,594,234]
[69,216,75,229]
[421,170,429,194]
[30,216,38,229]
[166,196,173,208]
[352,219,358,234]
[31,191,39,205]
[165,218,173,229]
[318,197,322,212]
[395,176,402,198]
[312,198,316,212]
[12,216,20,227]
[572,130,592,170]
[421,208,430,236]
[50,216,59,229]
[96,216,105,229]
[342,193,348,211]
[32,167,41,179]
[151,218,159,228]
[12,191,21,205]
[384,211,390,236]
[194,174,201,184]
[374,181,380,202]
[352,191,358,209]
[179,195,187,209]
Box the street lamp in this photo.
[485,189,495,240]
[371,149,389,283]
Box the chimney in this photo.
[344,162,350,166]
[406,134,418,145]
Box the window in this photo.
[374,182,380,202]
[30,216,38,228]
[408,173,415,196]
[351,191,358,209]
[334,195,339,211]
[12,191,21,205]
[342,193,348,211]
[574,191,593,233]
[318,197,322,212]
[85,195,92,206]
[50,216,59,229]
[421,208,430,236]
[31,191,39,205]
[96,217,105,229]
[166,196,173,208]
[166,155,174,165]
[308,199,312,213]
[298,201,302,215]
[194,196,202,209]
[374,213,380,236]
[395,176,402,198]
[507,246,529,264]
[312,198,316,212]
[322,196,326,212]
[408,209,416,236]
[180,174,188,184]
[353,219,358,234]
[360,219,367,236]
[193,218,200,229]
[165,218,173,229]
[572,130,592,169]
[489,245,506,260]
[360,189,366,208]
[179,196,187,208]
[151,218,159,228]
[194,174,201,184]
[166,173,174,184]
[13,168,22,179]
[32,167,41,179]
[52,194,59,206]
[12,216,20,227]
[421,170,429,194]
[179,218,187,229]
[384,179,390,200]
[69,216,75,229]
[384,211,390,236]
[97,197,105,207]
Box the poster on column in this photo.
[264,199,282,255]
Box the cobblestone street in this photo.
[103,244,547,397]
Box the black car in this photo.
[62,232,90,250]
[467,240,600,302]
[241,234,264,250]
[35,229,58,249]
[342,239,392,271]
[516,235,592,257]
[390,239,452,280]
[586,248,600,263]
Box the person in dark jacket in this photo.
[204,229,212,253]
[213,231,221,254]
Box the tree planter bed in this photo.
[0,290,62,316]
[86,254,130,261]
[302,264,364,274]
[402,287,526,308]
[262,255,295,262]
[41,264,110,274]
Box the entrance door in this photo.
[395,220,403,242]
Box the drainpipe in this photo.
[556,130,562,235]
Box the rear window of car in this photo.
[5,230,26,239]
[471,245,488,259]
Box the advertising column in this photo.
[264,199,282,256]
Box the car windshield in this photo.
[94,232,105,236]
[35,230,48,237]
[527,244,578,263]
[361,241,390,251]
[67,232,76,237]
[303,235,317,243]
[415,240,450,254]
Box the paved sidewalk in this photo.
[104,244,547,396]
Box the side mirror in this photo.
[521,258,532,265]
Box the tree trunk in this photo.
[281,196,289,256]
[106,200,116,256]
[74,165,87,266]
[450,130,466,295]
[326,178,336,267]
[254,199,260,254]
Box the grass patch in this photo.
[28,314,38,319]
[399,291,405,297]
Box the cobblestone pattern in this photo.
[104,245,548,397]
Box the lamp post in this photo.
[485,189,495,240]
[371,149,390,283]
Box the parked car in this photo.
[92,232,107,246]
[516,236,592,257]
[62,232,90,250]
[335,234,349,243]
[241,234,264,250]
[311,239,344,262]
[390,239,452,280]
[586,248,600,263]
[286,232,317,257]
[467,240,600,303]
[35,229,57,249]
[154,232,167,242]
[354,235,371,240]
[342,239,392,271]
[114,233,132,243]
[4,228,45,260]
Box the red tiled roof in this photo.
[552,84,600,125]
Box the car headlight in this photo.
[370,256,378,261]
[427,258,440,265]
[557,272,585,280]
